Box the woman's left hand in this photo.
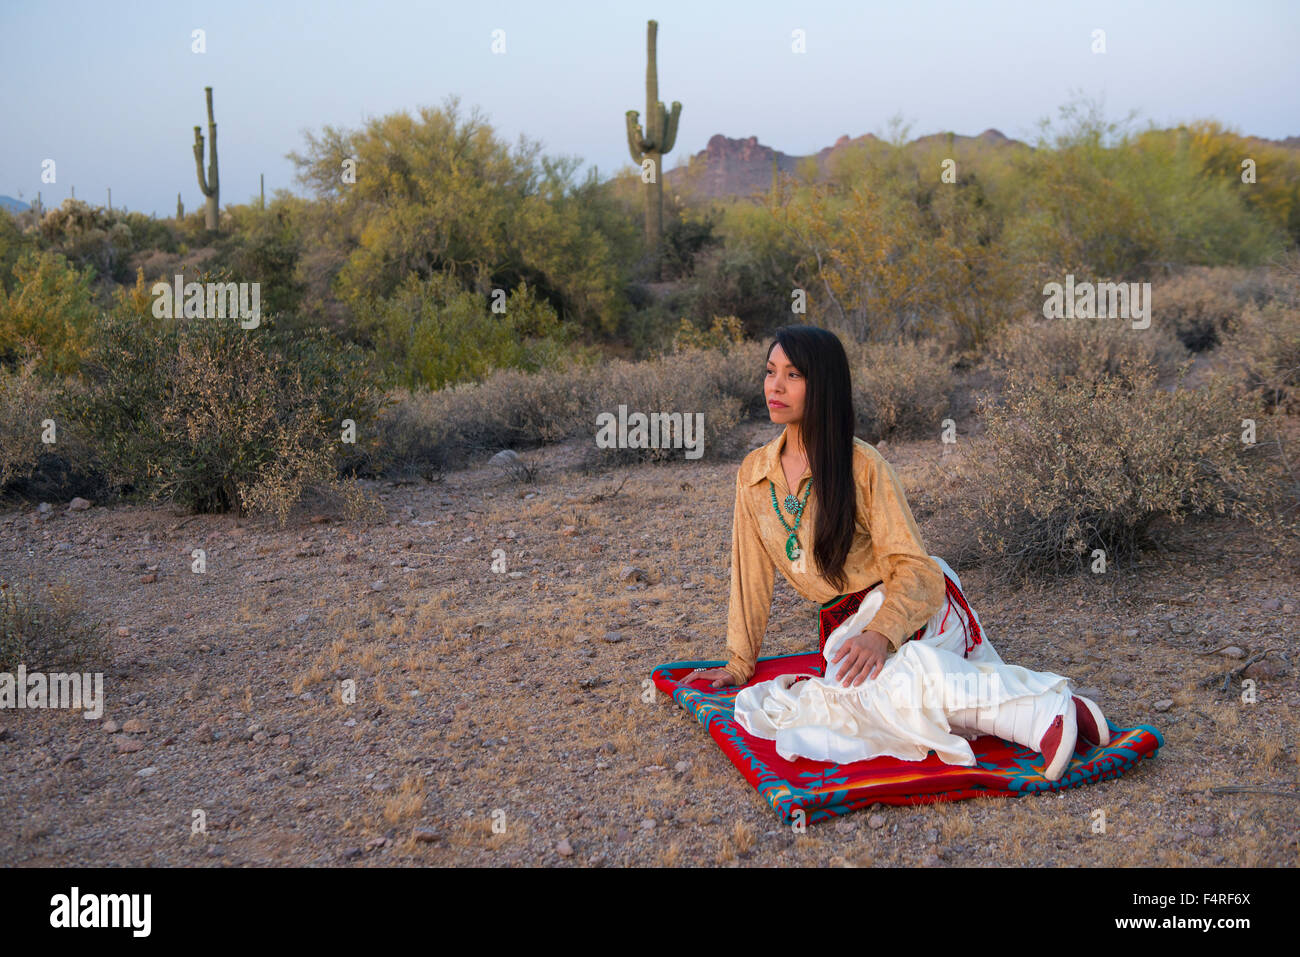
[830,630,891,686]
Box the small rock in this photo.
[370,580,386,591]
[37,502,52,514]
[489,449,521,467]
[413,827,438,843]
[922,853,941,866]
[117,627,131,638]
[121,718,149,735]
[252,731,269,744]
[1244,657,1286,680]
[139,574,157,584]
[561,526,578,537]
[136,766,157,777]
[194,723,213,743]
[868,814,886,829]
[113,735,144,753]
[556,838,574,857]
[1220,646,1245,659]
[619,566,646,583]
[1153,699,1174,712]
[640,818,656,830]
[1190,822,1216,838]
[601,631,624,644]
[295,614,309,625]
[274,733,291,748]
[1122,628,1139,638]
[69,497,92,511]
[1261,597,1282,611]
[1073,686,1102,700]
[341,847,362,861]
[674,760,690,773]
[102,720,119,734]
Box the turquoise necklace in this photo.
[769,478,813,561]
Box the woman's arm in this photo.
[722,468,776,686]
[857,451,946,648]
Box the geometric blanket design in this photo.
[652,651,1166,826]
[654,582,1164,825]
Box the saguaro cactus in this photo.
[177,193,184,220]
[625,19,681,278]
[193,86,220,231]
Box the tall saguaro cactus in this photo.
[192,86,220,231]
[625,19,681,278]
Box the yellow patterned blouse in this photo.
[722,425,947,686]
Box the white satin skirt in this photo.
[732,556,1074,766]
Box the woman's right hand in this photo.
[679,667,738,689]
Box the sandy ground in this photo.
[1,418,1297,867]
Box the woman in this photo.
[679,326,1109,781]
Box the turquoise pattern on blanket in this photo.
[652,651,1165,825]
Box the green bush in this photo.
[354,271,581,390]
[0,249,98,374]
[72,271,387,523]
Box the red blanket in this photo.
[652,651,1164,826]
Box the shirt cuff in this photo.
[864,608,911,650]
[723,661,751,686]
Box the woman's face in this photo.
[765,344,805,425]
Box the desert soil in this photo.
[1,419,1297,867]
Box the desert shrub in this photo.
[581,351,745,466]
[0,249,98,374]
[353,271,581,390]
[849,338,955,442]
[0,355,56,487]
[373,346,747,473]
[950,360,1275,580]
[35,198,137,284]
[1153,266,1252,352]
[1217,299,1300,414]
[0,353,103,501]
[212,207,306,322]
[671,314,745,352]
[72,272,387,523]
[687,338,772,419]
[0,568,108,672]
[982,313,1191,389]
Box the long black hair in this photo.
[767,325,857,593]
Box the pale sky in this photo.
[1,0,1296,215]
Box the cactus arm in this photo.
[193,127,213,196]
[626,111,647,163]
[661,101,682,154]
